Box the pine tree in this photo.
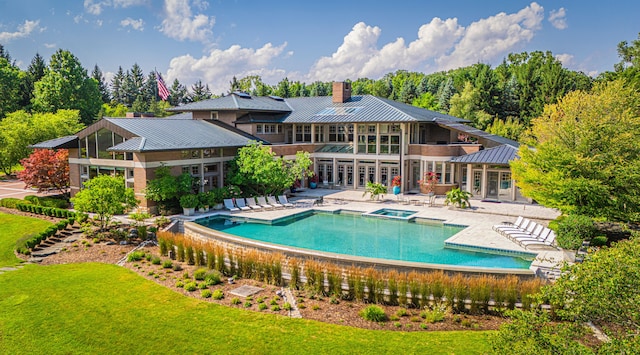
[91,64,110,103]
[110,66,126,105]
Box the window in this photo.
[329,124,351,142]
[295,125,311,142]
[256,125,263,134]
[256,124,281,135]
[203,149,218,158]
[181,150,200,159]
[314,126,324,142]
[211,112,218,120]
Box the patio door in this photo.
[487,171,499,199]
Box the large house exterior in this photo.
[33,82,528,212]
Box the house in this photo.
[32,82,528,212]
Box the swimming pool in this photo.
[195,211,532,270]
[363,208,418,220]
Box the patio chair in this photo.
[493,216,524,231]
[520,229,557,249]
[245,197,263,211]
[256,196,274,210]
[223,199,239,213]
[512,226,551,245]
[234,198,252,212]
[507,224,544,241]
[494,218,531,236]
[267,195,284,209]
[277,195,295,208]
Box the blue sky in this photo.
[1,1,637,94]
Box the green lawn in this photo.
[0,212,493,354]
[0,213,52,267]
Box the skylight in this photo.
[316,107,362,115]
[233,91,251,99]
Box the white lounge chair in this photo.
[245,197,263,211]
[256,196,273,210]
[520,229,557,249]
[493,216,524,231]
[506,222,539,240]
[235,198,252,212]
[223,199,239,213]
[513,227,551,245]
[278,195,294,208]
[494,218,531,236]
[267,195,284,209]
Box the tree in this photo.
[144,164,193,213]
[0,110,84,174]
[511,80,640,222]
[485,117,526,142]
[274,77,291,98]
[448,82,493,130]
[91,64,110,103]
[20,53,47,110]
[169,78,189,106]
[0,57,23,119]
[228,141,313,196]
[411,92,439,111]
[32,49,102,125]
[190,80,212,102]
[71,175,138,230]
[110,66,126,105]
[17,149,69,193]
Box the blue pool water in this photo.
[366,208,417,218]
[197,211,532,269]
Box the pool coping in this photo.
[186,212,535,276]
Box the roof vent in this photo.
[233,91,251,99]
[268,95,284,101]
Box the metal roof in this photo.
[167,93,291,112]
[450,144,519,165]
[29,135,78,149]
[104,118,259,152]
[436,121,520,148]
[282,95,470,124]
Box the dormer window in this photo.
[211,112,218,120]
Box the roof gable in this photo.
[450,144,519,165]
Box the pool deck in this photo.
[177,189,568,277]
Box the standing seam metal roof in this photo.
[104,118,258,152]
[449,144,519,164]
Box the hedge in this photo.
[15,217,75,255]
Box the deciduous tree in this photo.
[71,175,138,230]
[511,80,640,222]
[18,149,69,193]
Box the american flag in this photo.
[156,71,170,101]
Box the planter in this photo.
[392,186,401,195]
[213,203,223,210]
[309,182,317,189]
[198,206,209,213]
[182,207,195,216]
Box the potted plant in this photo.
[197,193,209,213]
[391,175,401,195]
[362,182,387,201]
[418,171,439,196]
[309,174,319,189]
[208,188,224,210]
[444,188,472,209]
[179,194,199,216]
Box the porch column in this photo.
[354,159,359,189]
[481,164,487,199]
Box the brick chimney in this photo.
[332,81,351,103]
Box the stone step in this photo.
[31,248,60,257]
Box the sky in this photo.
[1,1,638,95]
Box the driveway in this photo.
[0,179,54,200]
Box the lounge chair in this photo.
[493,216,524,231]
[235,198,252,212]
[245,197,263,211]
[277,195,294,208]
[494,218,531,236]
[520,229,557,249]
[508,224,543,241]
[513,227,551,245]
[223,199,239,213]
[267,196,284,209]
[256,196,273,210]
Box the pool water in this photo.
[366,208,417,218]
[197,211,532,269]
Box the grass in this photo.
[0,213,52,267]
[0,212,492,353]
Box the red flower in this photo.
[418,171,439,193]
[391,175,401,187]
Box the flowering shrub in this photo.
[418,171,439,194]
[391,175,401,187]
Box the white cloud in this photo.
[555,53,573,67]
[436,2,544,71]
[84,0,148,15]
[549,8,568,30]
[305,3,544,82]
[160,0,215,43]
[0,20,42,43]
[120,17,144,31]
[166,42,288,94]
[44,43,57,48]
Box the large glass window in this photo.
[295,125,311,142]
[87,133,97,158]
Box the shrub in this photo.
[127,251,146,262]
[204,272,221,286]
[0,198,22,208]
[184,282,197,292]
[283,302,292,311]
[396,308,408,317]
[359,305,387,322]
[591,236,608,247]
[212,289,224,300]
[162,260,173,269]
[258,303,268,311]
[556,214,596,250]
[421,306,447,323]
[244,301,252,308]
[198,282,208,290]
[201,290,212,298]
[231,297,241,305]
[193,268,207,281]
[175,281,184,288]
[271,305,281,312]
[151,256,161,265]
[172,263,182,271]
[186,246,195,265]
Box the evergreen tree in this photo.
[19,53,47,109]
[437,77,455,113]
[110,66,126,105]
[274,77,291,98]
[91,64,110,103]
[142,72,158,103]
[399,79,418,104]
[123,63,145,107]
[190,80,212,102]
[0,57,23,119]
[169,79,189,106]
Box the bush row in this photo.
[15,217,75,255]
[14,202,78,218]
[157,231,543,313]
[23,195,70,209]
